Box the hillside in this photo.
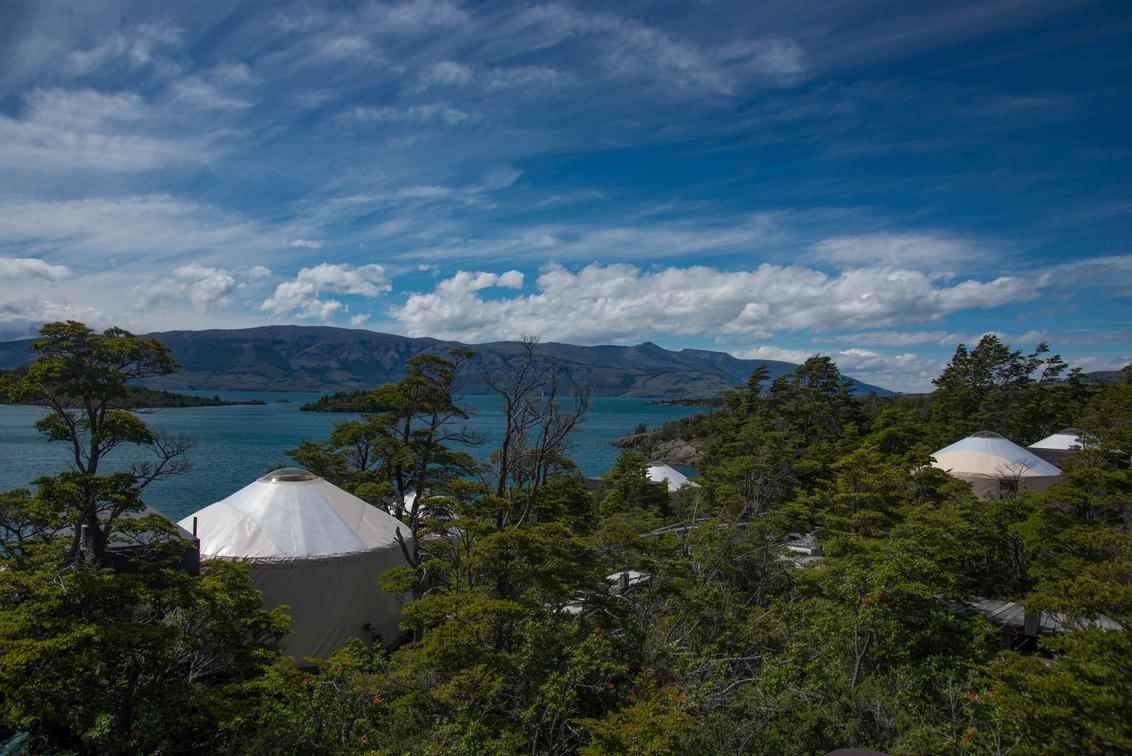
[0,325,892,398]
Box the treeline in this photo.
[0,367,263,408]
[1,325,1130,754]
[299,389,393,412]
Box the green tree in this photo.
[0,321,286,753]
[932,334,1086,443]
[288,349,479,570]
[1,321,191,562]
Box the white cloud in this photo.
[67,23,182,75]
[809,232,986,273]
[296,263,390,297]
[417,60,474,88]
[0,297,108,341]
[173,263,238,309]
[261,281,345,320]
[414,60,570,93]
[733,344,944,392]
[832,330,959,347]
[362,0,469,34]
[0,195,269,265]
[0,88,210,172]
[316,34,379,61]
[341,103,477,126]
[169,77,253,110]
[261,263,391,320]
[287,238,325,249]
[0,257,70,282]
[248,265,273,280]
[393,261,1039,344]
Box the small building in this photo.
[646,462,700,492]
[1028,428,1090,468]
[179,468,410,662]
[929,431,1061,499]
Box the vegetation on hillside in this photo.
[1,325,1129,754]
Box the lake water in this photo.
[0,392,703,522]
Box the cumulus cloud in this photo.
[0,257,70,282]
[0,297,107,341]
[173,263,238,309]
[261,263,390,320]
[393,261,1038,344]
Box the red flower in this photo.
[966,690,978,701]
[622,663,631,671]
[371,696,382,704]
[881,601,890,609]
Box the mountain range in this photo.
[0,325,893,398]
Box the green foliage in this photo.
[932,334,1090,443]
[4,323,1130,752]
[598,450,670,518]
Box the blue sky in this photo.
[1,0,1130,390]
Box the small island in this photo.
[300,389,391,413]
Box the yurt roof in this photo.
[178,468,406,560]
[1029,428,1089,451]
[646,462,699,492]
[929,432,1061,478]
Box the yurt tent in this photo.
[929,431,1061,499]
[1028,428,1090,468]
[646,462,700,492]
[179,468,410,661]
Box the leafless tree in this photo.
[484,336,591,527]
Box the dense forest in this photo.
[1,322,1130,754]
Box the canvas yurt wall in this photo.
[179,468,410,662]
[929,431,1061,499]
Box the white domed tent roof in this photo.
[1029,428,1088,452]
[184,468,404,560]
[646,462,699,492]
[1028,428,1091,468]
[929,431,1061,498]
[179,469,410,662]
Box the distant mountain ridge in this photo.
[0,325,893,398]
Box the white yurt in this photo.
[646,462,700,492]
[1028,428,1089,468]
[179,468,410,662]
[929,431,1061,499]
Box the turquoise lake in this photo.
[0,392,704,522]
